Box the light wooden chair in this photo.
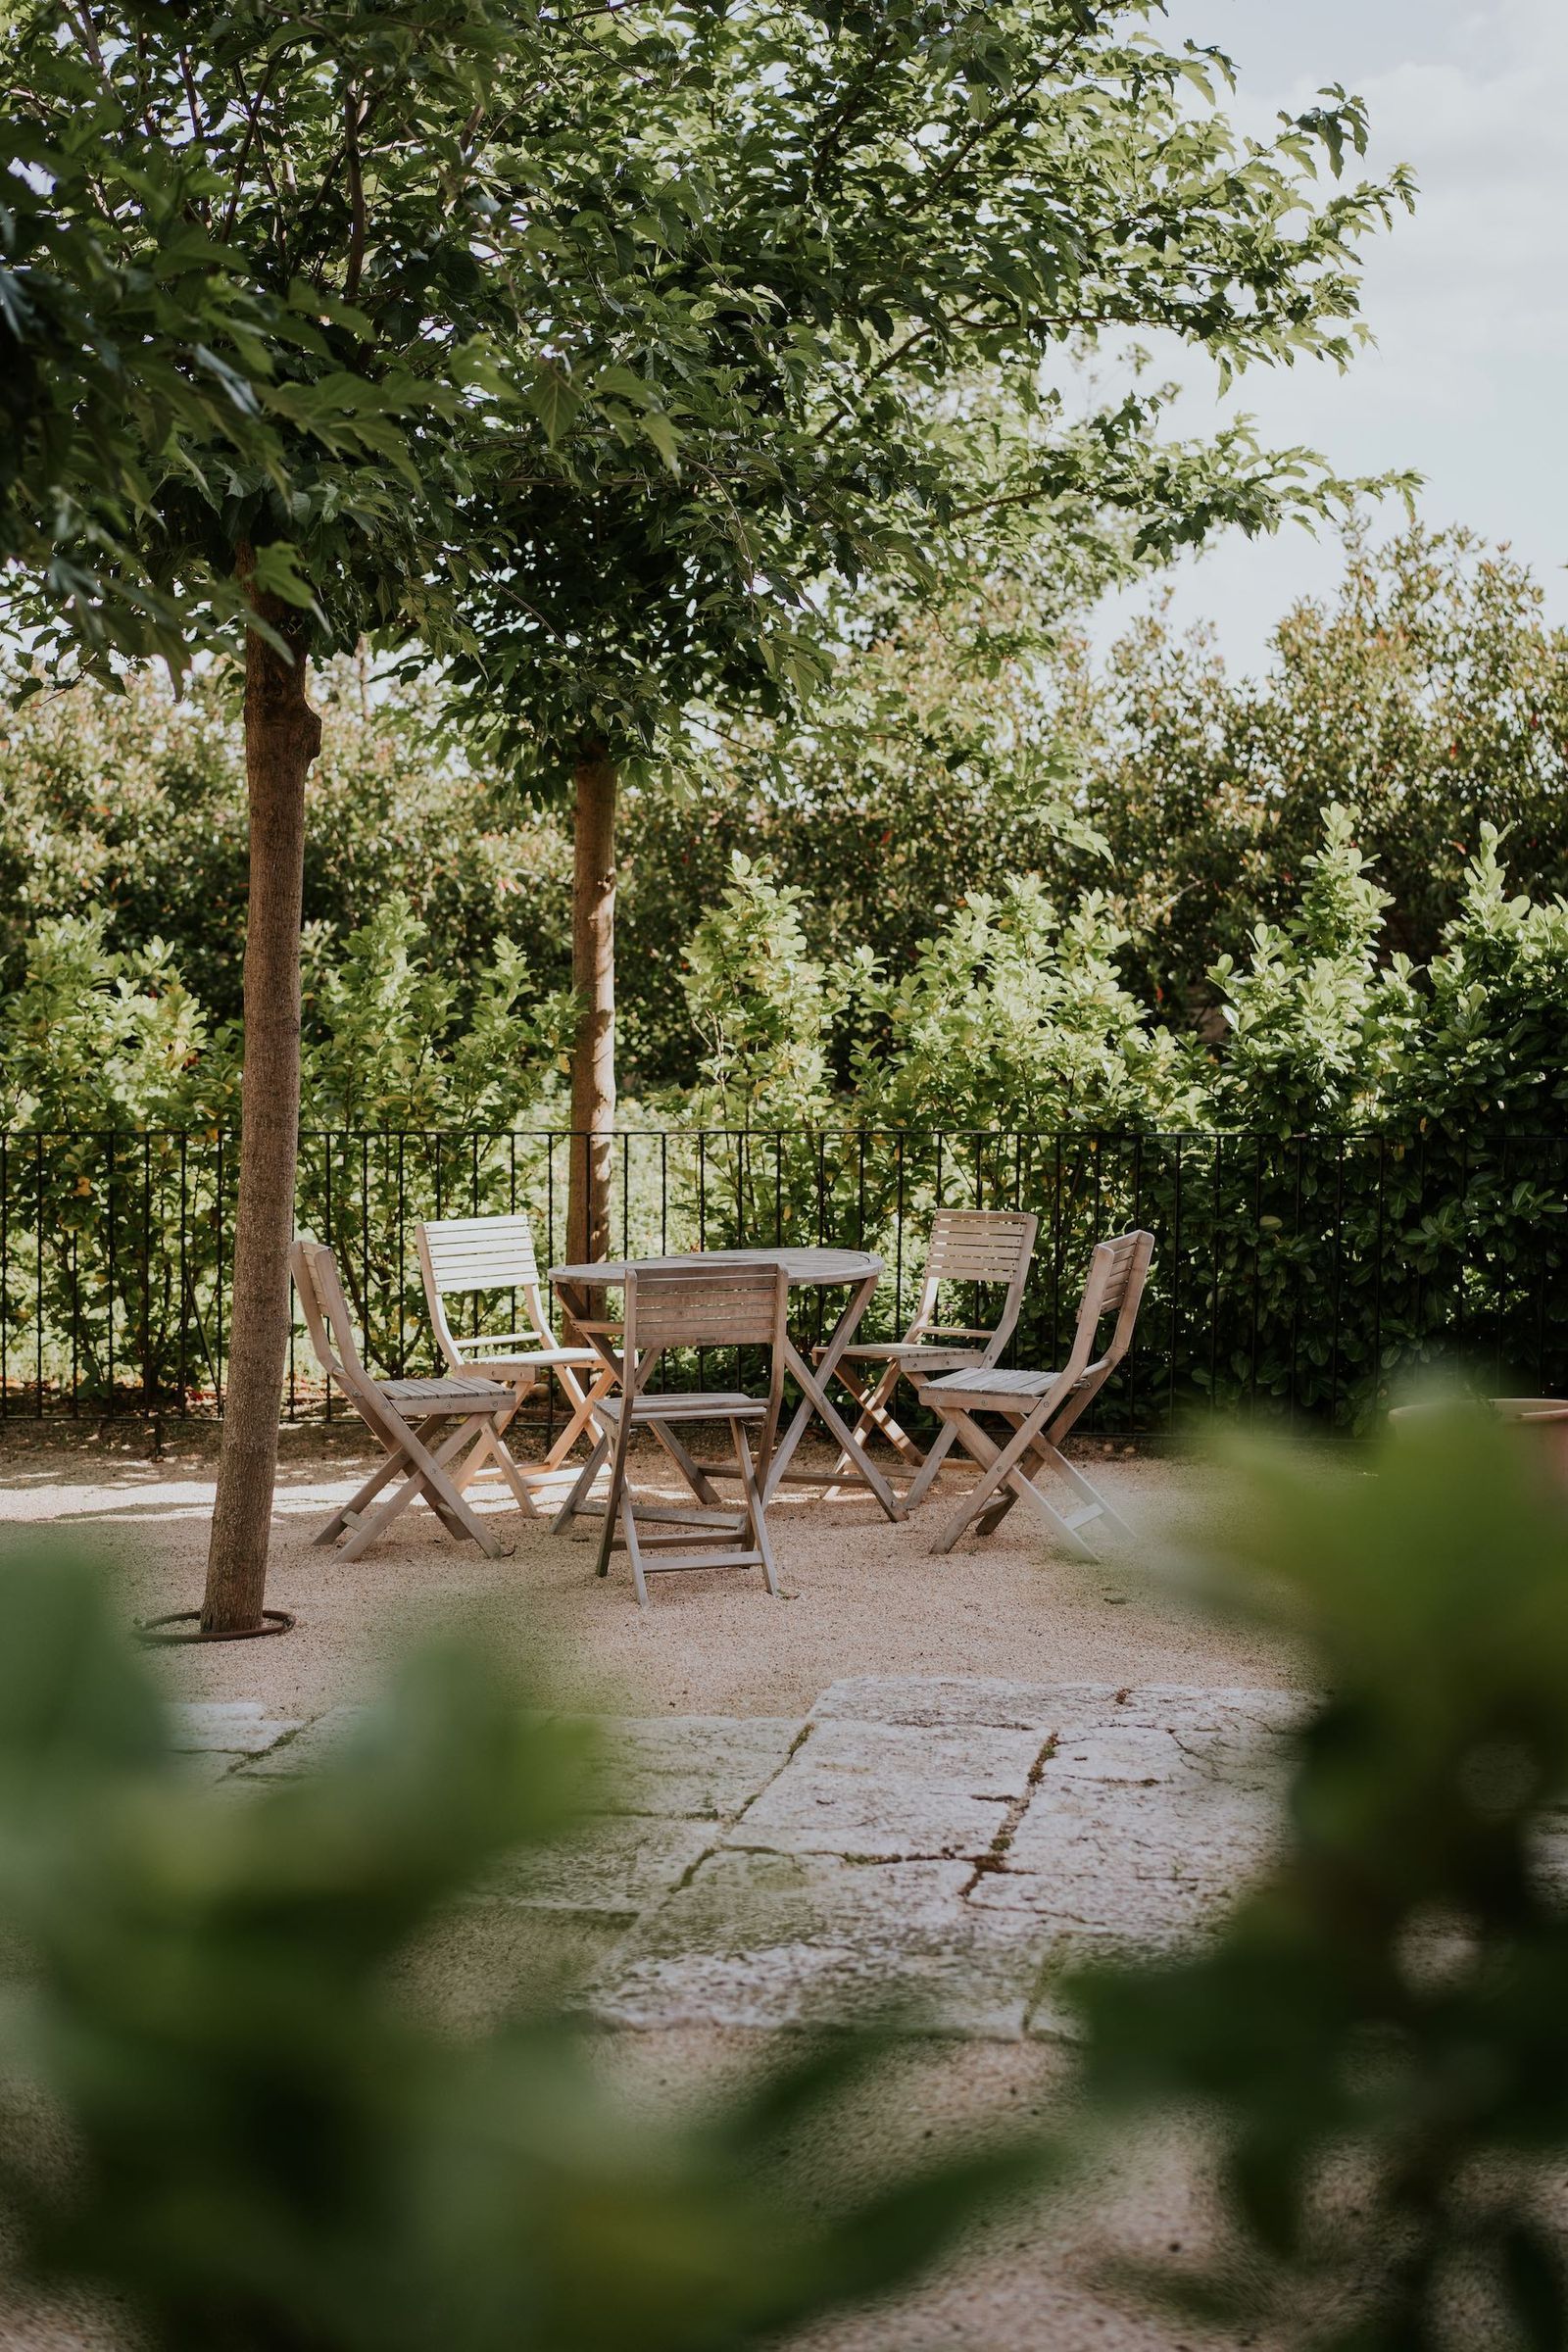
[291,1238,531,1562]
[920,1229,1154,1558]
[579,1263,791,1606]
[814,1209,1038,1505]
[416,1213,616,1511]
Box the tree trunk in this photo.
[200,558,321,1634]
[565,744,618,1266]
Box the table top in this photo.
[550,1246,882,1288]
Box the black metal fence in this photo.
[1,1125,1564,1436]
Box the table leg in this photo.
[765,1274,905,1521]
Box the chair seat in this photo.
[378,1376,515,1415]
[598,1391,768,1424]
[823,1342,985,1372]
[924,1364,1063,1409]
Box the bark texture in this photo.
[200,559,321,1633]
[566,744,617,1266]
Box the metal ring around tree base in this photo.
[135,1608,297,1644]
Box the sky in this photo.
[1087,0,1568,672]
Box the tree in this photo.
[0,657,572,1025]
[445,0,1413,1253]
[1068,522,1568,1021]
[2,0,677,1632]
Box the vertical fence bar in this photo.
[1289,1138,1303,1432]
[1167,1139,1182,1434]
[140,1131,153,1413]
[1495,1134,1509,1396]
[0,1133,8,1422]
[1329,1137,1346,1431]
[1372,1137,1386,1419]
[1208,1135,1222,1422]
[34,1135,44,1415]
[104,1132,116,1412]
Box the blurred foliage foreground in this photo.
[4,1411,1568,2349]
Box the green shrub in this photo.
[0,902,570,1408]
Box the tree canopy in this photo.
[445,1,1416,773]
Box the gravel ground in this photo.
[0,1424,1322,1722]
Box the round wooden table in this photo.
[548,1247,902,1520]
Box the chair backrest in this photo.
[623,1263,789,1355]
[910,1209,1039,1360]
[290,1237,370,1395]
[416,1213,556,1367]
[419,1213,540,1293]
[1059,1229,1155,1394]
[621,1260,792,1466]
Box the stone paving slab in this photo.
[810,1676,1114,1734]
[478,1817,716,1915]
[584,1849,1053,2036]
[979,1786,1281,1940]
[234,1705,369,1776]
[727,1720,1047,1862]
[170,1701,306,1755]
[175,1677,1305,2041]
[583,1679,1297,2038]
[569,1716,803,1819]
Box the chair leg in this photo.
[905,1416,960,1508]
[337,1415,510,1563]
[935,1411,1102,1561]
[731,1416,780,1596]
[594,1413,636,1582]
[829,1362,924,1472]
[1047,1444,1135,1539]
[485,1426,546,1518]
[552,1434,610,1534]
[618,1491,651,1606]
[450,1420,544,1518]
[543,1363,617,1469]
[995,1457,1101,1560]
[930,1406,1053,1555]
[315,1448,405,1544]
[646,1417,727,1508]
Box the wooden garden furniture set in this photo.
[290,1205,1155,1601]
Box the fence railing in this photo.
[1,1126,1564,1436]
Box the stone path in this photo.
[172,1677,1299,2039]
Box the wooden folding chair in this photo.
[416,1214,616,1513]
[584,1263,791,1607]
[814,1209,1037,1505]
[921,1229,1154,1558]
[291,1238,532,1562]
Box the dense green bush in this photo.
[678,812,1568,1425]
[9,524,1560,1092]
[0,903,569,1410]
[624,522,1568,1071]
[3,802,1565,1424]
[0,658,572,1029]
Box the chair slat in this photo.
[923,1210,1037,1287]
[420,1214,541,1290]
[630,1268,783,1348]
